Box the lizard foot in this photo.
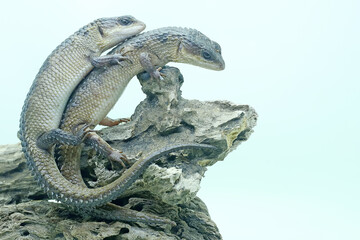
[83,130,129,168]
[91,54,132,68]
[99,116,130,127]
[108,150,129,168]
[73,123,96,140]
[150,67,166,80]
[139,52,166,80]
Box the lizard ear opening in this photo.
[98,26,105,37]
[177,41,184,54]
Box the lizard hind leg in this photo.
[81,130,129,168]
[36,124,92,151]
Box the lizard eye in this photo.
[118,17,133,26]
[202,50,212,60]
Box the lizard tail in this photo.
[20,139,214,208]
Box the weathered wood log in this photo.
[0,66,257,240]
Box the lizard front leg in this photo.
[139,52,165,80]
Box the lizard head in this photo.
[176,29,225,71]
[96,16,146,50]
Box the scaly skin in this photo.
[56,27,224,209]
[19,16,146,207]
[71,143,216,225]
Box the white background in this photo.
[1,0,359,239]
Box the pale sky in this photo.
[1,0,360,239]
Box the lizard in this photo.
[53,27,224,219]
[18,16,146,211]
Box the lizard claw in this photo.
[92,54,132,68]
[111,55,133,66]
[151,67,166,80]
[99,117,130,127]
[158,67,166,80]
[72,124,95,141]
[108,150,130,168]
[115,118,131,124]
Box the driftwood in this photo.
[0,66,257,240]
